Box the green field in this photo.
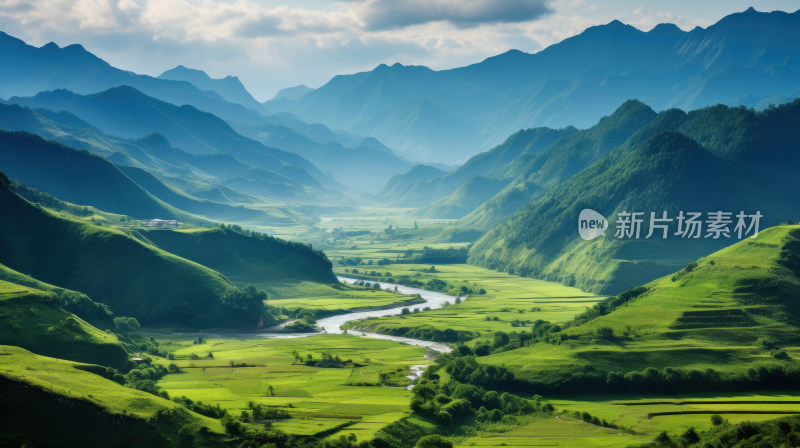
[548,393,800,439]
[155,334,430,441]
[338,263,602,343]
[454,416,647,447]
[444,392,800,447]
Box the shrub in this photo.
[415,435,453,448]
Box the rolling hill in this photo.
[0,345,225,448]
[270,8,800,163]
[469,99,800,295]
[0,178,265,327]
[134,225,336,287]
[483,225,800,388]
[0,269,130,370]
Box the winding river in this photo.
[260,276,456,353]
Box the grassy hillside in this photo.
[0,345,225,448]
[0,272,130,370]
[470,100,800,294]
[461,99,657,229]
[482,225,800,387]
[135,225,336,286]
[0,181,270,328]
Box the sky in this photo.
[0,0,797,101]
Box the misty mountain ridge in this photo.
[0,31,410,193]
[269,7,800,163]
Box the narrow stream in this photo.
[261,276,456,354]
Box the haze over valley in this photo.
[1,4,800,448]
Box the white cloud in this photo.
[0,0,557,98]
[356,0,553,30]
[0,0,782,100]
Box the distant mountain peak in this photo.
[270,84,312,102]
[135,132,172,148]
[502,49,527,56]
[157,64,264,112]
[41,42,59,51]
[375,62,411,71]
[160,65,212,81]
[649,23,682,35]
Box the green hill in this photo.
[460,99,657,229]
[0,179,269,328]
[135,225,336,287]
[483,225,800,388]
[0,271,130,370]
[0,129,199,221]
[470,100,800,294]
[378,127,571,209]
[419,175,507,219]
[0,345,224,448]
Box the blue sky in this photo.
[0,0,797,100]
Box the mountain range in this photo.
[0,31,412,193]
[270,8,800,163]
[469,99,800,294]
[380,99,656,230]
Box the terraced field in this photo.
[549,393,800,439]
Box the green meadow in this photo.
[548,392,800,437]
[453,416,648,447]
[265,281,424,314]
[154,334,430,441]
[338,263,602,343]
